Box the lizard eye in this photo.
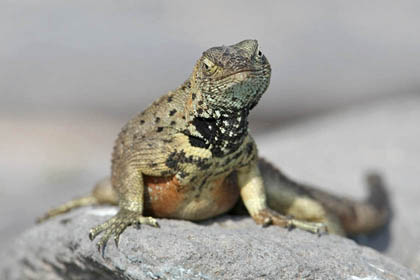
[202,58,217,75]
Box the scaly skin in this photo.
[39,40,390,254]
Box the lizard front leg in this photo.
[237,160,327,234]
[89,161,158,254]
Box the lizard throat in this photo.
[185,110,249,157]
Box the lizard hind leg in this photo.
[37,177,118,223]
[258,158,345,235]
[237,159,330,235]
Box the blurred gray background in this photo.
[1,0,420,273]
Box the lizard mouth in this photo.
[218,69,255,81]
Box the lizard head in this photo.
[191,39,271,115]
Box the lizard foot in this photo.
[254,208,328,235]
[88,208,159,256]
[287,219,328,236]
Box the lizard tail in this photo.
[36,195,98,223]
[305,172,391,235]
[37,177,117,223]
[258,158,391,235]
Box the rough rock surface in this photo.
[1,207,418,280]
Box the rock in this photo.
[1,207,418,280]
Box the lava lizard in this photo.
[39,40,390,253]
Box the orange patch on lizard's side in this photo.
[143,175,186,218]
[142,173,240,220]
[210,173,240,215]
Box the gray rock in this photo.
[1,207,418,280]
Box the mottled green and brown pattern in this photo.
[39,40,390,255]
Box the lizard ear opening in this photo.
[254,46,263,60]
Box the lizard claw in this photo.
[88,209,158,256]
[114,235,120,248]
